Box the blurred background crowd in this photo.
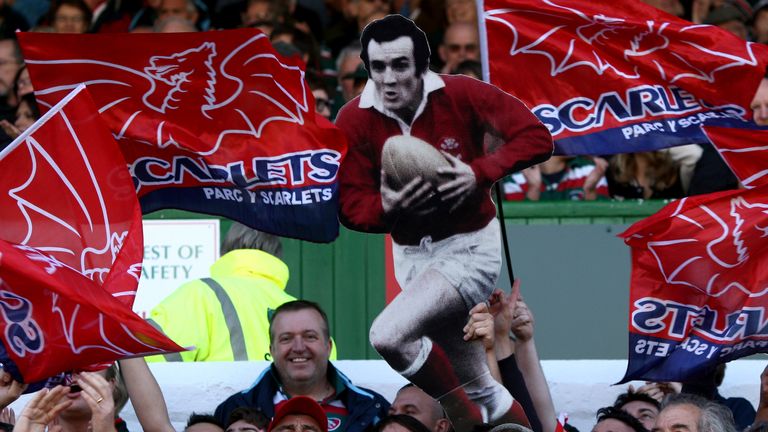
[0,0,766,203]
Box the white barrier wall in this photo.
[8,360,766,432]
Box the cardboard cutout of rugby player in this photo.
[335,15,553,431]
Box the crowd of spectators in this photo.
[0,0,759,202]
[0,271,765,432]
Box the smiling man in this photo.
[214,301,389,432]
[335,14,552,431]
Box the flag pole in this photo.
[480,0,515,286]
[494,182,515,284]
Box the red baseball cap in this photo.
[268,397,328,432]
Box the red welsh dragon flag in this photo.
[19,29,347,243]
[620,185,768,381]
[0,86,184,383]
[701,119,768,189]
[480,0,768,155]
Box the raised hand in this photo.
[15,386,71,432]
[76,372,117,432]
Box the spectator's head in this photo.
[107,364,129,416]
[221,222,283,257]
[451,60,481,79]
[375,414,433,432]
[13,65,32,101]
[268,397,328,432]
[153,16,197,32]
[51,0,92,33]
[14,93,39,132]
[306,72,332,119]
[336,41,362,102]
[226,407,269,432]
[654,393,737,432]
[753,0,768,43]
[242,0,285,27]
[389,385,450,432]
[639,0,684,17]
[613,392,660,431]
[360,15,430,115]
[158,0,199,26]
[268,300,332,390]
[271,24,319,68]
[592,407,646,432]
[351,0,391,31]
[438,23,479,71]
[186,413,226,432]
[0,38,20,99]
[445,0,477,25]
[704,3,749,40]
[342,63,368,100]
[59,367,120,420]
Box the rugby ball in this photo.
[381,135,449,190]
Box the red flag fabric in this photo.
[702,119,768,189]
[480,0,768,155]
[0,86,184,383]
[18,29,347,243]
[619,186,768,382]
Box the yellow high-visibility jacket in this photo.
[147,249,336,361]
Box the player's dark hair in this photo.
[360,14,431,76]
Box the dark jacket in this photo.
[214,363,389,432]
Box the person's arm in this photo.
[118,357,174,432]
[508,290,557,432]
[755,364,768,423]
[0,371,27,410]
[631,382,681,404]
[462,79,554,188]
[335,105,391,233]
[583,157,608,201]
[522,166,542,201]
[463,302,502,383]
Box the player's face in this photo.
[270,309,332,386]
[367,36,423,115]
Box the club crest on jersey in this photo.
[440,137,459,150]
[328,418,341,431]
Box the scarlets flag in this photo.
[0,86,184,383]
[480,0,768,155]
[702,118,768,189]
[18,29,347,243]
[619,185,768,382]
